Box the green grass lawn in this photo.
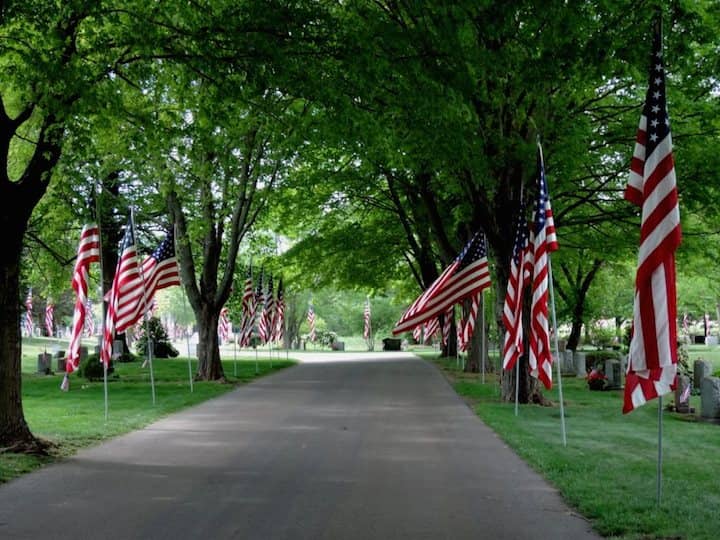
[2,337,294,484]
[431,355,720,540]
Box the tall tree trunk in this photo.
[196,306,224,380]
[0,188,49,453]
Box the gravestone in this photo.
[562,350,575,375]
[604,358,622,389]
[700,377,720,420]
[693,359,713,390]
[37,353,52,374]
[575,351,587,378]
[331,341,345,351]
[80,346,89,362]
[674,374,691,413]
[55,350,66,372]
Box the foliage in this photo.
[134,317,179,359]
[77,354,114,382]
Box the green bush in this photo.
[78,353,115,381]
[135,317,179,358]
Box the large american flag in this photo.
[258,275,274,344]
[363,297,372,340]
[623,20,681,414]
[114,229,181,332]
[45,303,54,337]
[528,142,559,390]
[393,232,491,335]
[68,224,101,370]
[23,289,33,337]
[307,301,316,342]
[239,267,255,346]
[102,219,137,366]
[502,200,531,371]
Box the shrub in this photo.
[78,353,114,381]
[135,317,179,358]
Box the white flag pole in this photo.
[94,183,109,421]
[547,258,567,446]
[515,359,520,417]
[132,208,156,406]
[657,395,663,505]
[175,224,194,393]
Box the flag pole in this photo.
[233,330,237,378]
[94,182,109,421]
[657,395,663,505]
[132,208,156,406]
[480,289,486,385]
[547,258,567,446]
[175,224,194,393]
[515,359,520,416]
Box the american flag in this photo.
[393,232,491,335]
[441,307,453,346]
[424,317,439,344]
[114,229,181,332]
[239,266,255,346]
[218,307,231,344]
[271,278,285,344]
[682,312,689,333]
[413,325,422,343]
[23,289,33,336]
[502,199,531,371]
[45,303,54,337]
[307,301,316,342]
[258,275,274,344]
[363,297,372,340]
[459,292,481,352]
[68,224,101,370]
[528,142,559,390]
[623,20,681,413]
[101,219,139,366]
[83,299,96,337]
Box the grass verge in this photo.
[2,353,294,484]
[431,355,720,540]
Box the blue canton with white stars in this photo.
[644,27,670,156]
[457,232,487,269]
[151,231,176,262]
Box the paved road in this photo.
[0,354,599,539]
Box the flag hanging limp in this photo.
[623,19,681,414]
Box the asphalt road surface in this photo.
[0,353,600,539]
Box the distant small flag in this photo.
[239,266,255,346]
[459,293,481,352]
[219,307,231,344]
[424,317,439,344]
[307,301,316,342]
[682,312,689,333]
[441,307,453,346]
[24,289,34,337]
[84,299,96,337]
[363,297,372,340]
[272,278,285,344]
[45,303,55,337]
[258,275,274,344]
